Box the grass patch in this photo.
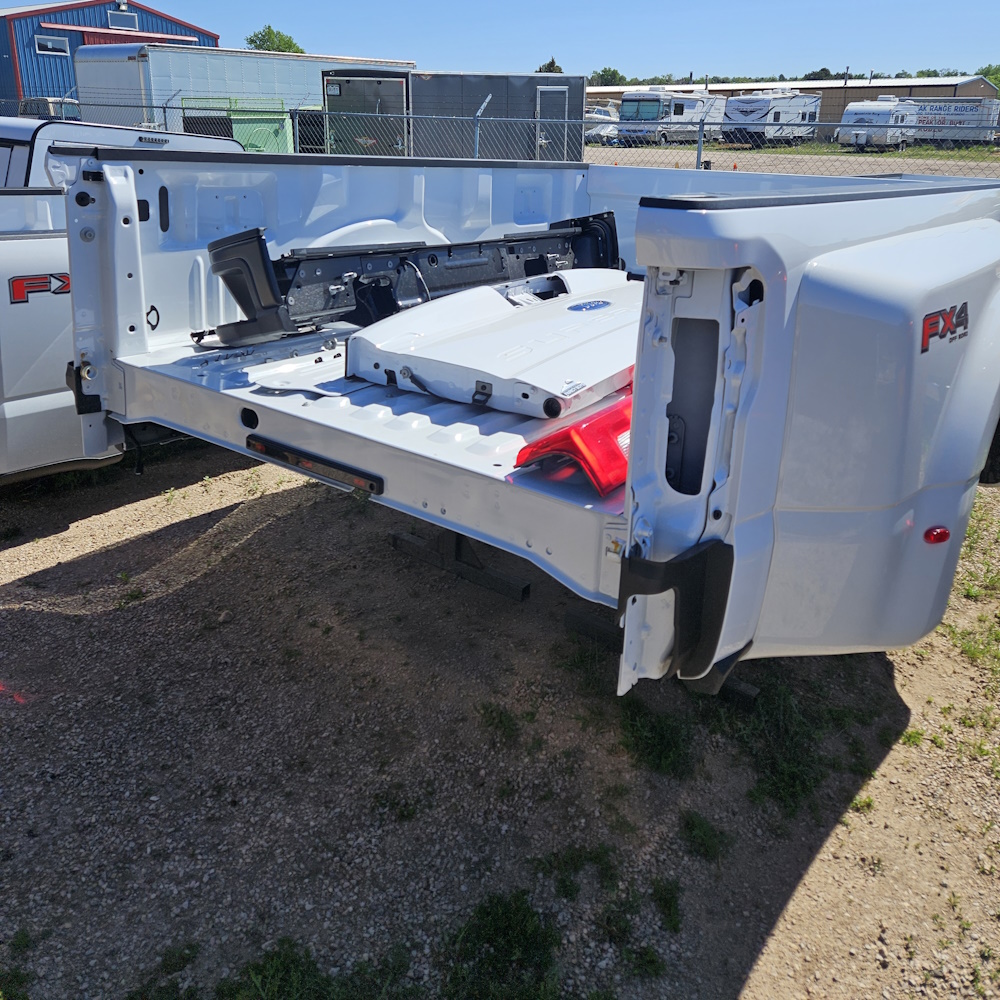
[596,887,640,948]
[477,701,519,741]
[124,942,200,1000]
[679,810,728,862]
[531,843,618,900]
[850,795,874,814]
[7,929,32,960]
[650,877,682,932]
[696,670,880,814]
[443,890,560,999]
[0,964,33,1000]
[557,638,617,699]
[900,729,925,747]
[622,945,665,978]
[216,938,420,1000]
[618,698,693,778]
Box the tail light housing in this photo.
[515,390,632,496]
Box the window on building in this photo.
[35,35,69,56]
[108,9,139,29]
[673,103,684,116]
[808,111,817,122]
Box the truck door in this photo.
[324,76,407,156]
[536,86,569,160]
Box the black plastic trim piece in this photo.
[681,640,752,695]
[245,434,384,495]
[617,539,734,680]
[638,180,1000,212]
[65,362,102,415]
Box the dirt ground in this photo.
[1,442,999,999]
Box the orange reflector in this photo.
[923,526,951,544]
[515,391,632,496]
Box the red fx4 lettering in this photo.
[8,273,71,304]
[921,301,969,353]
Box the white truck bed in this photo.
[47,144,1000,694]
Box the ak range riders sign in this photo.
[921,301,969,353]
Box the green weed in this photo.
[618,698,693,778]
[531,843,618,900]
[900,729,925,747]
[442,890,560,999]
[679,810,728,862]
[216,938,420,1000]
[850,795,874,814]
[477,702,519,741]
[650,877,682,932]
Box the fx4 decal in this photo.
[921,301,968,353]
[9,273,71,304]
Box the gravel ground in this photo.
[1,442,999,999]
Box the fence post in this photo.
[696,118,705,169]
[290,108,300,153]
[473,94,493,158]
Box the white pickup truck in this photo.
[0,118,241,482]
[37,142,1000,694]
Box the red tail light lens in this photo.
[515,391,632,496]
[923,526,951,544]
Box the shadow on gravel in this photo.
[0,491,912,1000]
[0,439,257,546]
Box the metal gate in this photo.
[536,86,569,161]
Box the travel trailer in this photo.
[721,90,820,145]
[834,96,919,150]
[616,89,725,145]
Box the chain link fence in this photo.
[7,98,1000,179]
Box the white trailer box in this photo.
[616,89,725,145]
[74,44,415,137]
[835,95,919,150]
[908,97,1000,145]
[722,89,820,145]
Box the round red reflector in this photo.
[923,526,951,544]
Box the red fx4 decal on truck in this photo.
[921,301,969,353]
[8,273,71,304]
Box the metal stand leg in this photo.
[389,529,531,602]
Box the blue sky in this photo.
[159,0,995,81]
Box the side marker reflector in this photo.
[923,526,950,544]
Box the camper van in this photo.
[835,96,918,151]
[616,89,725,145]
[721,89,820,145]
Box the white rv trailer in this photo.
[616,89,725,145]
[0,118,242,483]
[834,96,919,150]
[907,97,1000,145]
[721,89,820,145]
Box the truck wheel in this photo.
[898,140,907,152]
[657,133,667,146]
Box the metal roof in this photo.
[0,1,88,14]
[590,76,997,96]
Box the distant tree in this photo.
[895,70,913,78]
[870,72,890,79]
[537,57,562,73]
[915,68,939,77]
[778,73,787,81]
[977,64,1000,89]
[589,67,628,87]
[245,24,304,53]
[802,67,834,80]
